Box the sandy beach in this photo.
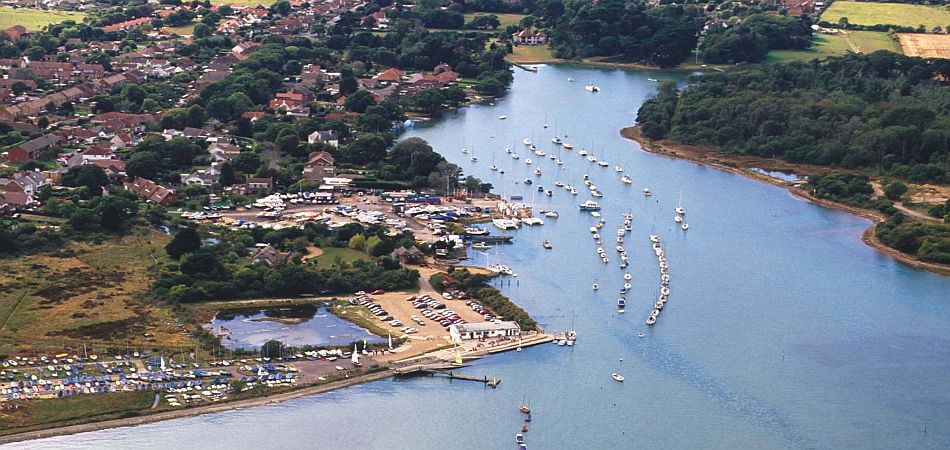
[621,126,950,276]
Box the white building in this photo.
[449,321,521,344]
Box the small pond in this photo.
[211,304,384,350]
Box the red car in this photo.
[371,289,385,295]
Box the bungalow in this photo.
[245,177,274,194]
[389,246,423,263]
[208,142,242,162]
[250,244,291,265]
[449,321,521,344]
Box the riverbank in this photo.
[0,369,395,446]
[621,125,950,276]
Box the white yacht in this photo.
[614,165,623,172]
[621,175,633,184]
[563,143,574,150]
[642,188,652,196]
[598,160,609,167]
[522,138,532,145]
[585,82,600,92]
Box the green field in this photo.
[506,44,559,63]
[211,0,270,5]
[463,13,525,28]
[312,247,372,267]
[821,1,950,29]
[0,391,156,435]
[0,7,85,31]
[765,31,902,63]
[163,23,196,36]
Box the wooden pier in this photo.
[444,371,501,388]
[391,361,500,388]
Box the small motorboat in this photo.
[490,165,498,171]
[499,115,507,120]
[534,167,542,176]
[470,156,477,162]
[638,332,645,338]
[525,158,533,164]
[592,283,599,291]
[674,216,683,223]
[522,424,529,433]
[682,223,689,230]
[611,373,624,382]
[643,188,652,196]
[614,165,623,172]
[621,175,633,184]
[563,143,574,150]
[542,240,552,249]
[624,273,632,281]
[522,138,532,145]
[516,434,525,444]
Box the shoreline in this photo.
[620,126,950,276]
[0,369,396,445]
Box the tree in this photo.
[61,165,109,196]
[344,90,375,113]
[37,116,49,129]
[166,226,202,259]
[69,208,100,232]
[219,162,237,186]
[126,151,161,180]
[413,89,444,114]
[272,0,292,16]
[193,23,212,38]
[342,134,388,165]
[885,180,908,201]
[261,339,285,358]
[348,233,366,250]
[10,81,28,95]
[275,129,300,155]
[95,195,138,231]
[187,105,206,127]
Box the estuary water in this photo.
[10,66,950,450]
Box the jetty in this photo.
[391,360,500,388]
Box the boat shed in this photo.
[450,321,521,344]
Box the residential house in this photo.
[307,130,339,147]
[269,91,305,111]
[389,246,423,263]
[245,177,274,194]
[512,29,548,45]
[249,244,291,265]
[302,151,336,183]
[124,176,177,205]
[6,134,63,163]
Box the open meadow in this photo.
[766,30,902,63]
[0,7,85,31]
[0,230,193,356]
[820,1,950,29]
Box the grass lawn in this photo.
[506,44,560,63]
[765,31,902,63]
[0,391,155,435]
[163,23,196,36]
[210,0,270,5]
[0,7,85,31]
[463,12,525,28]
[0,230,195,356]
[820,1,950,29]
[312,247,372,267]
